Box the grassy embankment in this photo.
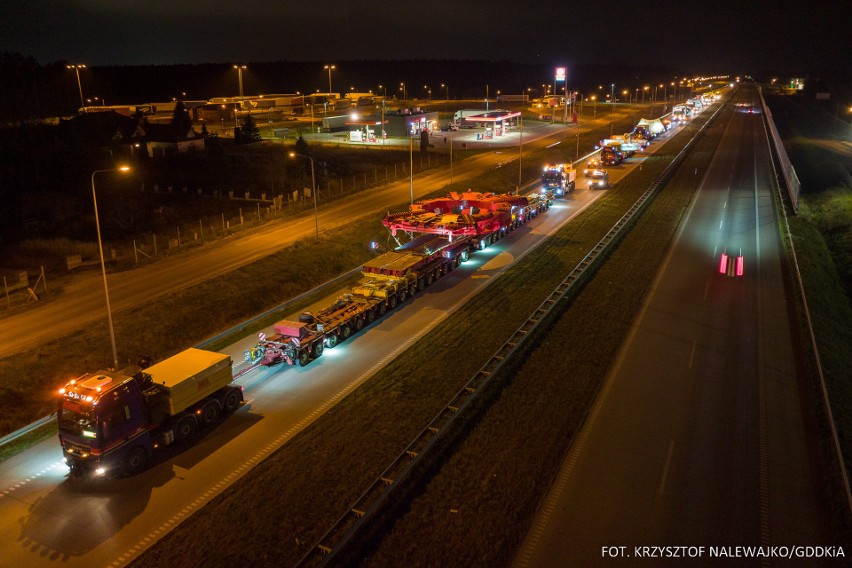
[130,105,721,567]
[763,92,852,522]
[0,110,646,443]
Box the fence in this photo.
[758,87,801,212]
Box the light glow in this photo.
[719,254,728,274]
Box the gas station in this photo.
[461,110,522,140]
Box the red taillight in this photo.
[718,254,728,274]
[736,256,744,276]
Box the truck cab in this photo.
[58,371,153,477]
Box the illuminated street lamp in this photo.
[324,64,336,94]
[233,65,246,99]
[591,95,597,117]
[610,83,615,136]
[289,152,319,241]
[400,82,407,101]
[67,64,86,108]
[441,83,449,101]
[643,85,649,103]
[91,166,131,369]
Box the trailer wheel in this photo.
[418,277,426,290]
[409,284,417,297]
[426,272,434,286]
[388,295,398,309]
[366,310,376,324]
[123,446,148,476]
[460,250,469,262]
[378,302,388,316]
[175,415,197,443]
[200,400,221,427]
[223,388,241,413]
[297,350,310,367]
[398,289,407,303]
[354,317,365,331]
[341,324,352,340]
[326,333,339,348]
[313,341,324,358]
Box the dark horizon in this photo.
[1,0,848,77]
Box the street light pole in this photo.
[610,83,615,137]
[233,65,246,99]
[518,109,523,191]
[290,152,319,241]
[92,166,130,369]
[450,128,454,185]
[409,133,414,204]
[67,64,86,108]
[324,64,336,95]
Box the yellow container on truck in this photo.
[145,348,233,415]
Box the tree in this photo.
[240,113,262,144]
[170,100,192,137]
[294,133,309,155]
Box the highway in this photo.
[0,116,690,567]
[515,86,835,566]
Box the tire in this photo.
[418,277,426,290]
[426,272,434,286]
[175,415,197,443]
[326,333,339,348]
[378,302,388,315]
[366,310,376,324]
[123,446,148,476]
[398,289,407,302]
[223,388,241,413]
[409,284,417,297]
[354,317,365,331]
[388,295,398,309]
[461,250,469,262]
[200,400,221,427]
[313,341,324,358]
[297,350,310,367]
[341,325,352,340]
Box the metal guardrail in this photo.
[757,87,801,212]
[757,91,852,514]
[197,267,362,349]
[0,267,364,450]
[296,102,725,568]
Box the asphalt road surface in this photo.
[0,104,683,568]
[515,86,836,567]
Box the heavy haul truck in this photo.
[246,190,552,368]
[540,164,576,197]
[57,348,242,477]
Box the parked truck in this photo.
[453,109,486,128]
[540,164,576,197]
[57,348,243,477]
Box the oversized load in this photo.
[245,190,553,369]
[636,118,666,135]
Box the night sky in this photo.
[0,0,847,74]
